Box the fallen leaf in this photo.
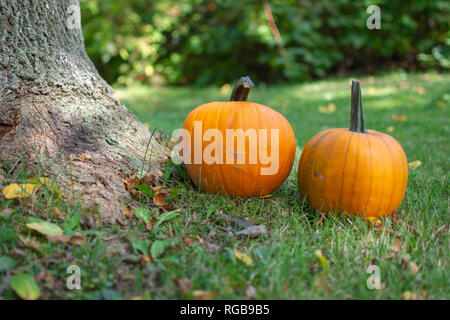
[260,194,272,199]
[233,249,253,266]
[0,208,13,217]
[183,238,193,247]
[2,183,39,199]
[392,114,408,121]
[192,290,217,300]
[204,240,221,251]
[18,234,41,251]
[245,285,257,298]
[314,274,332,293]
[10,273,41,300]
[386,126,395,133]
[146,218,157,231]
[46,233,85,246]
[140,170,156,185]
[151,186,167,192]
[53,207,64,220]
[139,254,153,266]
[315,249,329,275]
[174,277,192,296]
[390,238,403,253]
[402,291,427,300]
[409,261,419,274]
[408,160,422,170]
[235,225,267,238]
[436,100,446,109]
[153,190,167,206]
[318,103,336,114]
[26,221,63,236]
[220,83,231,96]
[415,86,426,94]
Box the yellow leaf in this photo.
[386,126,395,133]
[10,273,40,300]
[408,160,422,170]
[318,103,336,114]
[392,114,408,122]
[436,100,446,109]
[26,221,63,236]
[260,194,272,199]
[2,183,39,199]
[220,83,231,96]
[192,290,218,300]
[315,249,329,275]
[233,249,253,266]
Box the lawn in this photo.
[0,71,448,300]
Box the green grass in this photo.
[1,71,449,300]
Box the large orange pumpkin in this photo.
[297,80,408,218]
[182,76,296,196]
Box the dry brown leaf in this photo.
[415,86,426,94]
[245,285,257,299]
[18,234,41,251]
[183,237,193,247]
[53,207,65,220]
[409,262,419,274]
[46,233,85,246]
[174,277,192,296]
[139,254,153,266]
[145,218,157,231]
[0,208,13,216]
[140,170,156,185]
[192,290,218,300]
[151,186,167,192]
[390,238,403,253]
[153,190,167,206]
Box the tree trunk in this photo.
[0,0,166,223]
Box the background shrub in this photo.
[80,0,449,86]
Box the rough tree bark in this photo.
[0,0,166,223]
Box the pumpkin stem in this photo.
[349,80,368,133]
[230,76,254,101]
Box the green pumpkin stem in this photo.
[230,76,254,101]
[349,80,368,133]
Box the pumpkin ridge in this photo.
[347,134,360,215]
[313,130,342,211]
[253,103,262,194]
[216,102,227,194]
[337,132,354,214]
[303,130,335,203]
[362,134,373,217]
[378,135,396,216]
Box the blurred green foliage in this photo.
[80,0,449,85]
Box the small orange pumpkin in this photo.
[297,80,408,218]
[182,76,296,196]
